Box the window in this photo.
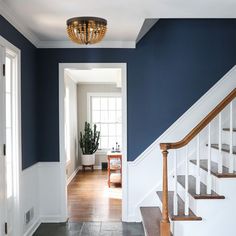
[89,93,122,150]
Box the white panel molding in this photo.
[127,65,236,221]
[67,166,80,185]
[0,0,39,47]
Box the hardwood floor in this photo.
[67,170,122,222]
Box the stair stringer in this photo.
[126,65,236,222]
[173,180,236,236]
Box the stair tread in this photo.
[209,143,236,155]
[140,207,162,236]
[223,128,236,132]
[177,175,225,199]
[157,191,202,221]
[190,159,236,178]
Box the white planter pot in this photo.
[81,153,95,166]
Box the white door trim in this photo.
[58,63,128,221]
[0,36,21,236]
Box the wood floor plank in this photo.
[177,175,225,199]
[157,191,202,221]
[67,170,122,222]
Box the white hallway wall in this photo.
[77,83,121,167]
[64,73,79,180]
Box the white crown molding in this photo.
[37,40,136,48]
[136,18,159,43]
[0,0,136,48]
[0,0,40,47]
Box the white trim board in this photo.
[38,40,136,49]
[67,166,79,185]
[59,63,128,221]
[126,65,236,221]
[0,1,39,47]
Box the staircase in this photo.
[140,89,236,236]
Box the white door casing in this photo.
[59,63,128,221]
[0,36,21,236]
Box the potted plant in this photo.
[79,122,100,167]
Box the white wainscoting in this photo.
[21,162,68,236]
[20,163,40,236]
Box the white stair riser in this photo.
[188,161,233,195]
[222,130,236,145]
[210,147,236,170]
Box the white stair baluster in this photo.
[196,134,200,195]
[173,149,178,215]
[185,145,189,215]
[229,102,234,173]
[218,113,223,174]
[207,124,212,194]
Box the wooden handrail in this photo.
[160,88,236,150]
[159,88,236,236]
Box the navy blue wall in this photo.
[1,16,236,167]
[37,19,236,162]
[0,16,38,169]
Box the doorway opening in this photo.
[59,63,127,222]
[0,37,21,236]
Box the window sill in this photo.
[96,149,110,155]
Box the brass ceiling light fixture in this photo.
[67,16,107,45]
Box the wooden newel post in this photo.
[160,149,171,236]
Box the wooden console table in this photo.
[107,152,122,187]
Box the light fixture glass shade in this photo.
[67,17,107,45]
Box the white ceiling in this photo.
[1,0,236,48]
[65,68,122,87]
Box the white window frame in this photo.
[87,92,122,153]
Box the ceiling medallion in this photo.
[67,16,107,45]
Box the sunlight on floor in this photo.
[103,186,122,200]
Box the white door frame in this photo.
[0,36,21,236]
[58,63,128,221]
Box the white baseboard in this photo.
[67,166,80,185]
[79,165,102,170]
[23,215,68,236]
[40,215,68,223]
[23,217,41,236]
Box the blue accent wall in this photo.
[1,16,236,167]
[0,16,38,169]
[37,19,236,162]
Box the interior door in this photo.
[0,44,7,236]
[0,45,15,236]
